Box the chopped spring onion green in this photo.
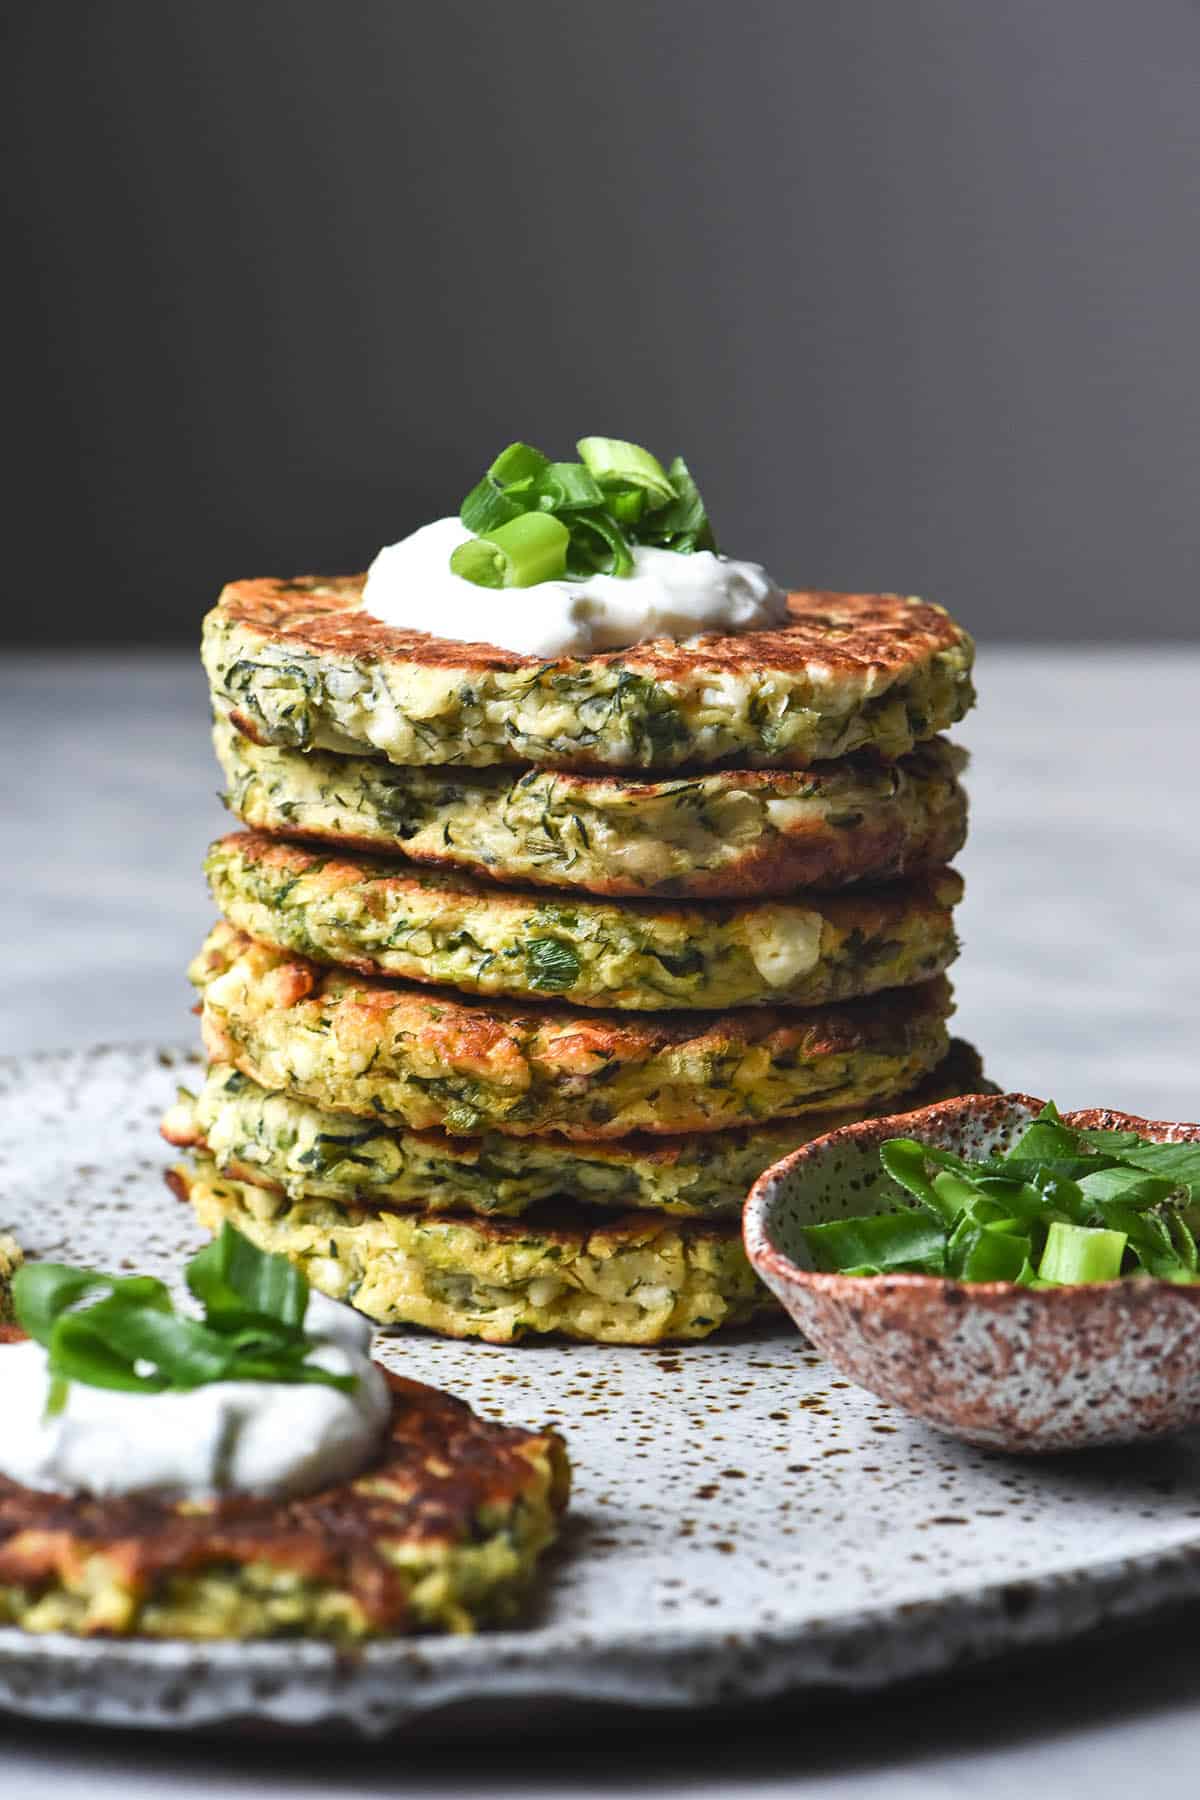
[536,461,606,513]
[640,457,716,553]
[577,436,677,508]
[797,1103,1200,1285]
[449,512,570,588]
[1037,1221,1127,1285]
[799,1209,948,1277]
[564,506,634,580]
[11,1224,356,1409]
[452,437,717,587]
[458,441,556,534]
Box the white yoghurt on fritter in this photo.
[0,1290,391,1502]
[361,516,789,657]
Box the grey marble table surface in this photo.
[1,645,1199,1797]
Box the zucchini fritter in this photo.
[0,1338,568,1640]
[207,831,962,1012]
[204,581,974,772]
[192,922,954,1140]
[214,716,969,900]
[0,1235,23,1324]
[173,1158,774,1344]
[163,1039,991,1222]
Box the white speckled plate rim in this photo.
[3,1043,1200,1738]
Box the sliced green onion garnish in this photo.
[563,507,633,580]
[638,456,717,553]
[459,442,551,534]
[1005,1106,1082,1164]
[607,488,646,526]
[1037,1221,1127,1284]
[450,513,570,589]
[452,436,716,586]
[43,1374,70,1419]
[946,1219,1031,1283]
[187,1217,308,1330]
[536,461,604,513]
[878,1138,975,1223]
[488,441,550,487]
[11,1224,357,1400]
[13,1265,173,1350]
[799,1209,946,1275]
[456,479,524,536]
[805,1103,1200,1285]
[576,436,676,507]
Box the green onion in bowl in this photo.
[743,1094,1200,1451]
[797,1103,1200,1285]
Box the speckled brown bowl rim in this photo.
[744,1092,1200,1309]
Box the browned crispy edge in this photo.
[219,726,969,899]
[168,1160,750,1246]
[215,828,964,936]
[198,923,954,1065]
[213,579,969,681]
[239,806,967,900]
[0,1327,568,1636]
[165,1038,989,1214]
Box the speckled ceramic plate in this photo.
[4,1044,1200,1738]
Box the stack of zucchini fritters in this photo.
[165,578,979,1344]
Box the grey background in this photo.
[7,0,1199,646]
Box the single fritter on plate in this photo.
[207,831,962,1013]
[164,1039,991,1222]
[173,1159,774,1345]
[0,1335,568,1639]
[192,923,954,1141]
[0,1236,23,1324]
[214,717,968,900]
[204,581,974,772]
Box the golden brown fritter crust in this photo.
[0,1338,568,1637]
[216,578,968,681]
[204,581,974,770]
[162,1036,993,1224]
[206,828,963,1011]
[215,718,970,899]
[173,1161,774,1345]
[192,922,954,1139]
[0,1237,22,1324]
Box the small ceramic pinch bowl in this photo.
[745,1093,1200,1453]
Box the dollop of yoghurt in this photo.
[361,516,790,658]
[0,1290,392,1503]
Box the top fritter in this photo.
[204,581,974,774]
